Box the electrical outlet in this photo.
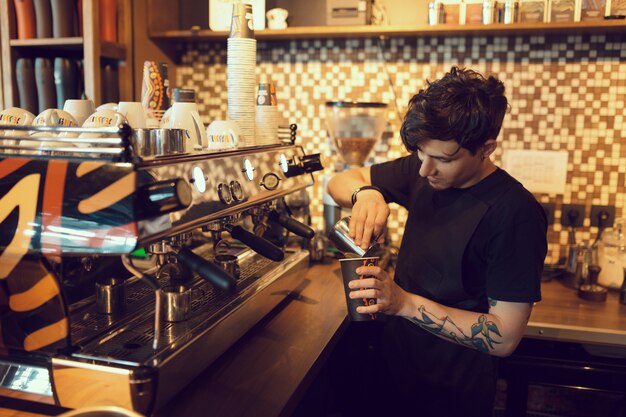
[560,204,585,227]
[540,202,555,225]
[590,205,615,228]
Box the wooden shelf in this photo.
[10,37,84,47]
[9,38,126,60]
[150,20,626,42]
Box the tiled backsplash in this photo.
[177,34,626,264]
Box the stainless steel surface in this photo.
[328,216,378,257]
[525,321,626,346]
[95,278,126,314]
[214,254,240,279]
[131,128,185,157]
[162,285,191,322]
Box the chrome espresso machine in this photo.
[0,124,322,414]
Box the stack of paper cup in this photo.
[255,81,280,145]
[227,3,256,146]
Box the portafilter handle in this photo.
[176,247,237,293]
[227,225,285,262]
[268,210,314,239]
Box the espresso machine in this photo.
[0,123,321,414]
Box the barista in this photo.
[327,66,547,416]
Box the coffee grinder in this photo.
[322,101,388,235]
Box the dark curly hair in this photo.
[400,66,509,155]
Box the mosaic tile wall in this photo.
[177,34,626,264]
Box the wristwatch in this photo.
[351,185,383,206]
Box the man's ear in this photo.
[482,140,497,159]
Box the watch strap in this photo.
[351,185,383,206]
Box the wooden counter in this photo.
[2,265,625,417]
[526,279,626,347]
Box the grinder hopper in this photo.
[325,101,388,168]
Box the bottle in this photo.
[101,63,120,104]
[34,58,56,114]
[16,58,39,114]
[54,58,79,108]
[33,0,52,38]
[99,0,117,42]
[50,0,77,37]
[14,0,37,39]
[483,0,493,24]
[428,2,438,25]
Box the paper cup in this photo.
[339,256,382,322]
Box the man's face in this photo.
[415,139,489,190]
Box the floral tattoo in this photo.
[409,305,502,353]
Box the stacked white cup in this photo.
[227,2,257,147]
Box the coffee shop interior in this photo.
[0,0,625,416]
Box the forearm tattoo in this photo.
[409,305,502,353]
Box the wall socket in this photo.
[590,205,615,228]
[560,204,585,227]
[540,202,555,225]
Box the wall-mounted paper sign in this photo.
[501,149,568,194]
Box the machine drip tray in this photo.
[70,246,308,365]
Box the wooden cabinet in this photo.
[0,0,133,109]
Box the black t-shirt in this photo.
[371,155,546,308]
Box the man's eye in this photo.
[439,159,452,163]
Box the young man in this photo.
[327,67,547,416]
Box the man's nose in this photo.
[419,158,436,177]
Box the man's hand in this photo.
[349,189,389,251]
[347,264,409,316]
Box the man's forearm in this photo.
[326,167,371,208]
[399,293,527,357]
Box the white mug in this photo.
[79,109,128,144]
[266,8,288,30]
[206,120,240,150]
[0,107,36,136]
[63,99,96,126]
[163,102,207,152]
[117,101,148,129]
[32,109,79,138]
[97,102,118,112]
[0,107,36,153]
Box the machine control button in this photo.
[191,166,207,193]
[230,180,244,201]
[242,158,255,181]
[260,172,281,190]
[217,182,233,204]
[279,153,289,173]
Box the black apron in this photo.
[381,180,499,416]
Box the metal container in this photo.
[214,254,241,279]
[95,277,126,314]
[328,216,379,257]
[131,128,185,157]
[162,285,191,322]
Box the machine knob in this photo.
[217,182,233,204]
[137,178,192,219]
[260,172,281,190]
[229,180,245,201]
